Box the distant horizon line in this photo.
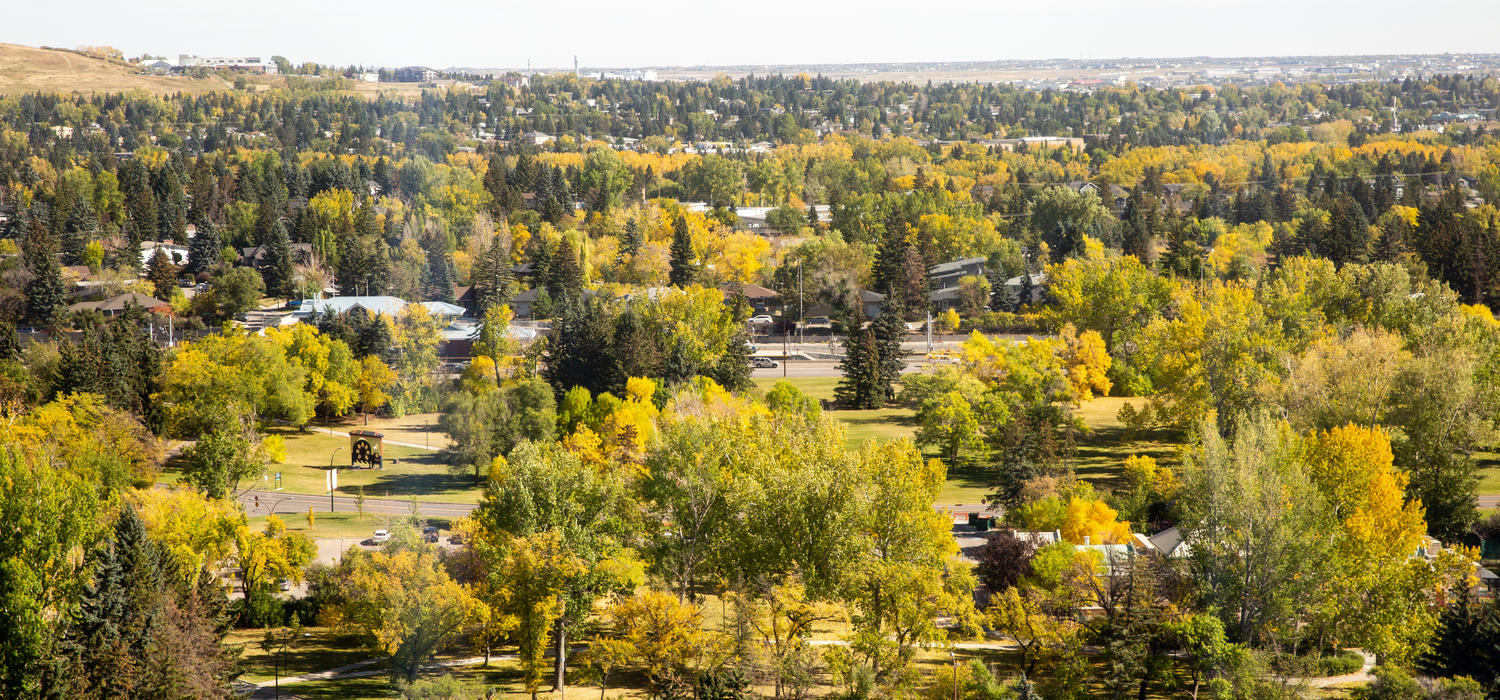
[16,42,1500,74]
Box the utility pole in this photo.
[798,260,804,347]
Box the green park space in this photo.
[753,374,1186,507]
[246,510,454,542]
[164,422,484,504]
[229,627,379,685]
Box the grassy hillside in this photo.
[0,43,242,95]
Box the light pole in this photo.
[950,649,958,700]
[328,447,343,512]
[797,259,804,348]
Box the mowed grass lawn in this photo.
[229,626,378,684]
[163,414,483,504]
[1472,451,1500,497]
[751,375,1184,506]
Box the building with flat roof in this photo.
[177,55,278,74]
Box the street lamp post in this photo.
[950,650,958,700]
[328,447,343,512]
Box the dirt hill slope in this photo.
[0,43,241,95]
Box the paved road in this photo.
[1481,494,1500,509]
[237,488,477,520]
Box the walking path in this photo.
[321,427,443,452]
[1307,650,1377,688]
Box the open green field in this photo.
[229,627,379,684]
[1472,451,1500,497]
[752,375,1183,506]
[163,415,483,503]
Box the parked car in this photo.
[422,526,440,543]
[372,529,391,544]
[748,314,774,325]
[278,578,293,592]
[751,357,780,369]
[801,315,832,329]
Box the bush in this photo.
[1316,650,1366,676]
[966,310,1043,334]
[398,673,488,699]
[1270,649,1364,677]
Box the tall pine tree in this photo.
[668,215,695,287]
[834,311,883,409]
[258,212,296,299]
[22,214,66,328]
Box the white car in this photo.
[748,315,774,325]
[751,357,780,369]
[372,529,391,544]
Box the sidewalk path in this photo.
[1307,650,1376,688]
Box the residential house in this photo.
[140,241,190,270]
[1003,272,1047,305]
[451,286,478,316]
[68,292,171,317]
[511,288,541,319]
[928,257,987,292]
[720,282,780,314]
[240,242,315,267]
[858,290,885,318]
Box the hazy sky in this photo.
[5,0,1498,69]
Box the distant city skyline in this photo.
[4,0,1499,71]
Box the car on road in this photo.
[748,314,774,325]
[751,357,780,369]
[800,315,832,329]
[372,529,391,544]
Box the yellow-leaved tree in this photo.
[341,547,490,683]
[1058,323,1112,400]
[1297,424,1457,665]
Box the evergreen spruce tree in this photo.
[1017,272,1035,311]
[258,214,296,299]
[834,312,882,409]
[544,296,620,397]
[1417,596,1500,692]
[618,217,643,263]
[1325,195,1371,267]
[989,267,1017,312]
[22,216,67,328]
[57,504,167,698]
[612,307,662,381]
[710,330,753,392]
[153,165,186,242]
[0,320,20,361]
[186,221,223,277]
[870,299,907,397]
[120,159,157,247]
[60,196,97,265]
[669,215,695,287]
[482,156,510,219]
[472,233,515,311]
[546,236,584,303]
[146,248,178,300]
[422,238,456,302]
